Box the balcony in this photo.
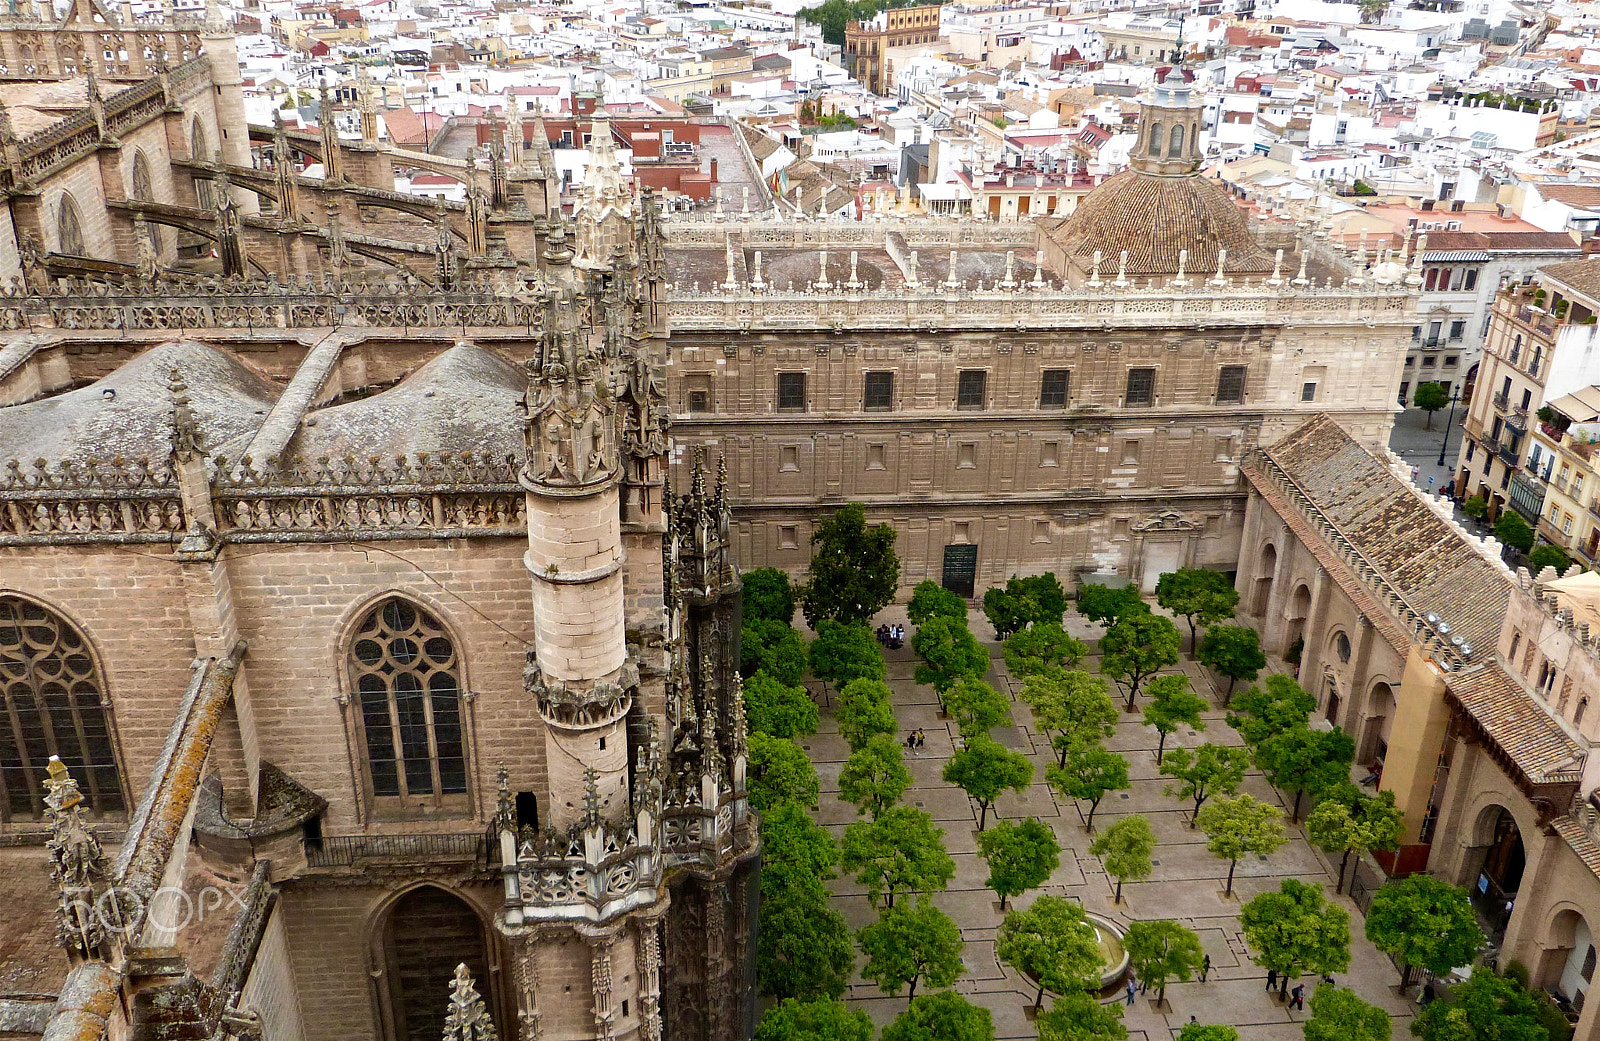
[1588,499,1600,524]
[1498,444,1521,467]
[305,831,492,869]
[1493,391,1511,411]
[1508,471,1546,523]
[1505,409,1529,435]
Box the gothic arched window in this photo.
[350,599,468,810]
[55,193,85,257]
[0,596,123,819]
[191,122,214,209]
[130,151,160,254]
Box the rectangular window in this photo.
[778,525,798,549]
[1125,367,1156,406]
[1466,441,1475,461]
[866,443,886,470]
[1039,369,1070,408]
[957,443,977,468]
[1421,356,1436,368]
[863,371,894,411]
[1301,382,1318,402]
[957,370,987,409]
[1444,355,1459,367]
[1450,320,1466,340]
[1122,440,1142,465]
[777,372,807,411]
[1040,441,1060,467]
[1465,269,1478,291]
[1216,365,1247,404]
[688,389,710,413]
[1032,520,1051,543]
[779,446,799,472]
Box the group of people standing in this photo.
[876,623,905,649]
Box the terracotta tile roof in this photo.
[1550,816,1600,879]
[1540,257,1600,301]
[1444,666,1584,785]
[1539,184,1600,209]
[1258,414,1509,657]
[1044,167,1276,278]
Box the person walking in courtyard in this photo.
[1200,954,1210,982]
[1126,979,1136,1006]
[1290,983,1305,1010]
[1265,969,1277,992]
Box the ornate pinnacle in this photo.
[582,767,601,827]
[169,366,199,457]
[493,764,513,832]
[44,757,122,960]
[442,964,499,1041]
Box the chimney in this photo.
[710,157,719,182]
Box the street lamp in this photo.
[1436,384,1462,469]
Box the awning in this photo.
[1421,250,1492,262]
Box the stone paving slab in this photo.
[788,612,1417,1039]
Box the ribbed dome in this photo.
[1049,168,1276,280]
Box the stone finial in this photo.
[1113,250,1129,288]
[581,767,601,827]
[442,965,499,1041]
[1268,248,1284,288]
[1087,250,1103,288]
[493,764,513,832]
[169,366,200,458]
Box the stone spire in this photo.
[272,113,302,223]
[504,89,524,172]
[318,83,342,182]
[441,964,498,1041]
[357,65,378,146]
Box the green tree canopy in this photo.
[982,573,1069,637]
[1142,673,1208,764]
[1155,569,1240,654]
[1227,674,1317,747]
[944,676,1012,739]
[1196,624,1266,705]
[1494,510,1536,554]
[1256,724,1355,820]
[943,735,1034,830]
[1364,875,1484,989]
[744,670,820,739]
[909,579,969,626]
[1089,813,1156,903]
[1035,990,1127,1041]
[1304,984,1391,1041]
[744,567,798,625]
[859,900,966,1003]
[838,733,913,819]
[1002,622,1088,678]
[754,998,874,1041]
[1413,381,1449,427]
[1100,612,1182,712]
[1124,918,1204,1007]
[1240,879,1352,998]
[1076,583,1148,628]
[1410,969,1550,1041]
[1305,788,1404,894]
[1197,794,1286,897]
[837,677,900,752]
[742,618,808,687]
[1047,743,1130,831]
[841,805,956,908]
[996,894,1104,1010]
[759,802,839,896]
[799,503,900,626]
[880,990,996,1041]
[1160,743,1250,825]
[809,620,886,691]
[748,732,821,813]
[1529,543,1573,575]
[912,615,990,698]
[1175,1026,1239,1041]
[1021,669,1119,766]
[975,816,1061,909]
[758,881,855,1000]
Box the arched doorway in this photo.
[1471,806,1526,942]
[1541,909,1593,1013]
[1324,678,1341,726]
[1359,682,1395,765]
[1285,584,1312,660]
[378,887,495,1041]
[1252,543,1277,616]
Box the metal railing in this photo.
[305,831,490,867]
[1498,444,1521,467]
[1493,391,1510,411]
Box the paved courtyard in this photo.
[798,605,1420,1040]
[1389,402,1468,502]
